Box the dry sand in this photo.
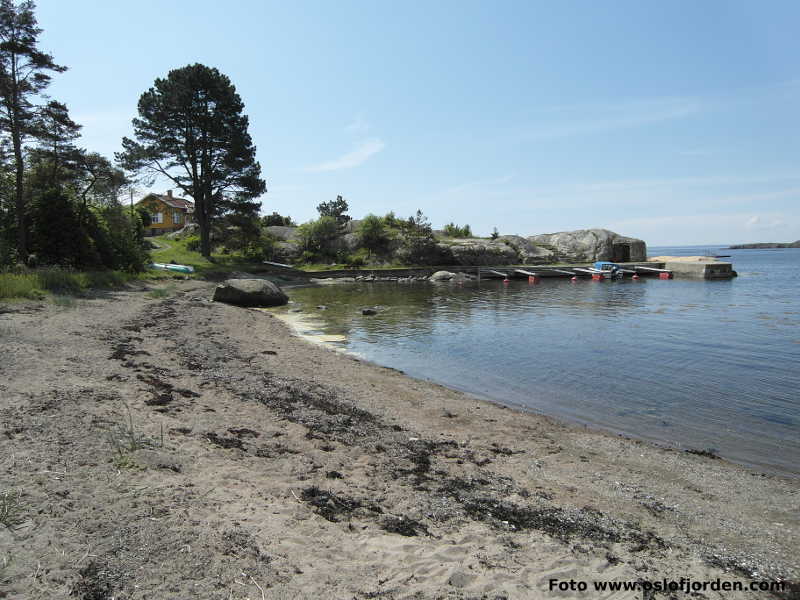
[1,280,797,599]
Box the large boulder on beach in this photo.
[528,229,646,262]
[212,279,288,307]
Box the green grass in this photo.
[0,235,270,301]
[149,235,268,278]
[147,283,177,299]
[0,268,161,300]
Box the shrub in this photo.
[0,268,137,300]
[358,214,389,257]
[443,222,472,238]
[28,189,93,268]
[185,236,201,252]
[346,248,370,268]
[0,273,43,299]
[262,212,295,227]
[383,211,403,229]
[298,216,339,260]
[397,210,451,265]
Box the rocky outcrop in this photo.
[264,226,303,263]
[264,225,300,241]
[212,279,288,307]
[165,223,199,239]
[259,224,644,266]
[496,236,555,263]
[527,229,646,262]
[435,237,555,265]
[437,239,517,265]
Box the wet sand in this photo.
[1,280,797,599]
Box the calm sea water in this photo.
[282,247,800,476]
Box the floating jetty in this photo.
[477,263,675,281]
[476,261,736,281]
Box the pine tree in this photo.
[0,0,67,262]
[29,100,82,188]
[118,63,266,258]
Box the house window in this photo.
[173,211,182,225]
[153,212,164,224]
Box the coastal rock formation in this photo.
[729,241,800,249]
[259,224,646,266]
[212,278,288,307]
[496,235,555,263]
[264,225,300,241]
[437,239,518,265]
[528,229,646,262]
[265,226,304,263]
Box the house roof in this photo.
[140,193,194,212]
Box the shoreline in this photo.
[273,289,798,480]
[1,280,797,598]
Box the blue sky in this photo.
[36,0,800,245]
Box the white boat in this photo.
[150,262,195,274]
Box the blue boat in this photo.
[592,261,624,279]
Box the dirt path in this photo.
[1,281,797,599]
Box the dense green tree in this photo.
[317,194,350,228]
[0,160,14,263]
[27,188,90,267]
[0,0,67,262]
[27,188,147,271]
[398,210,445,265]
[75,152,128,219]
[298,216,338,260]
[94,203,149,271]
[358,214,389,257]
[28,100,81,188]
[118,63,266,258]
[262,211,294,227]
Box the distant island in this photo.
[728,241,800,249]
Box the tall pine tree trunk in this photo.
[198,194,211,258]
[12,126,26,263]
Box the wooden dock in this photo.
[477,263,674,280]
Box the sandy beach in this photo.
[1,280,797,599]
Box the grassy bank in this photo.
[0,269,157,300]
[0,234,290,301]
[149,236,270,278]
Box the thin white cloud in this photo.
[306,138,385,172]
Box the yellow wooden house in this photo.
[136,190,195,236]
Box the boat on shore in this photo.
[150,262,195,274]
